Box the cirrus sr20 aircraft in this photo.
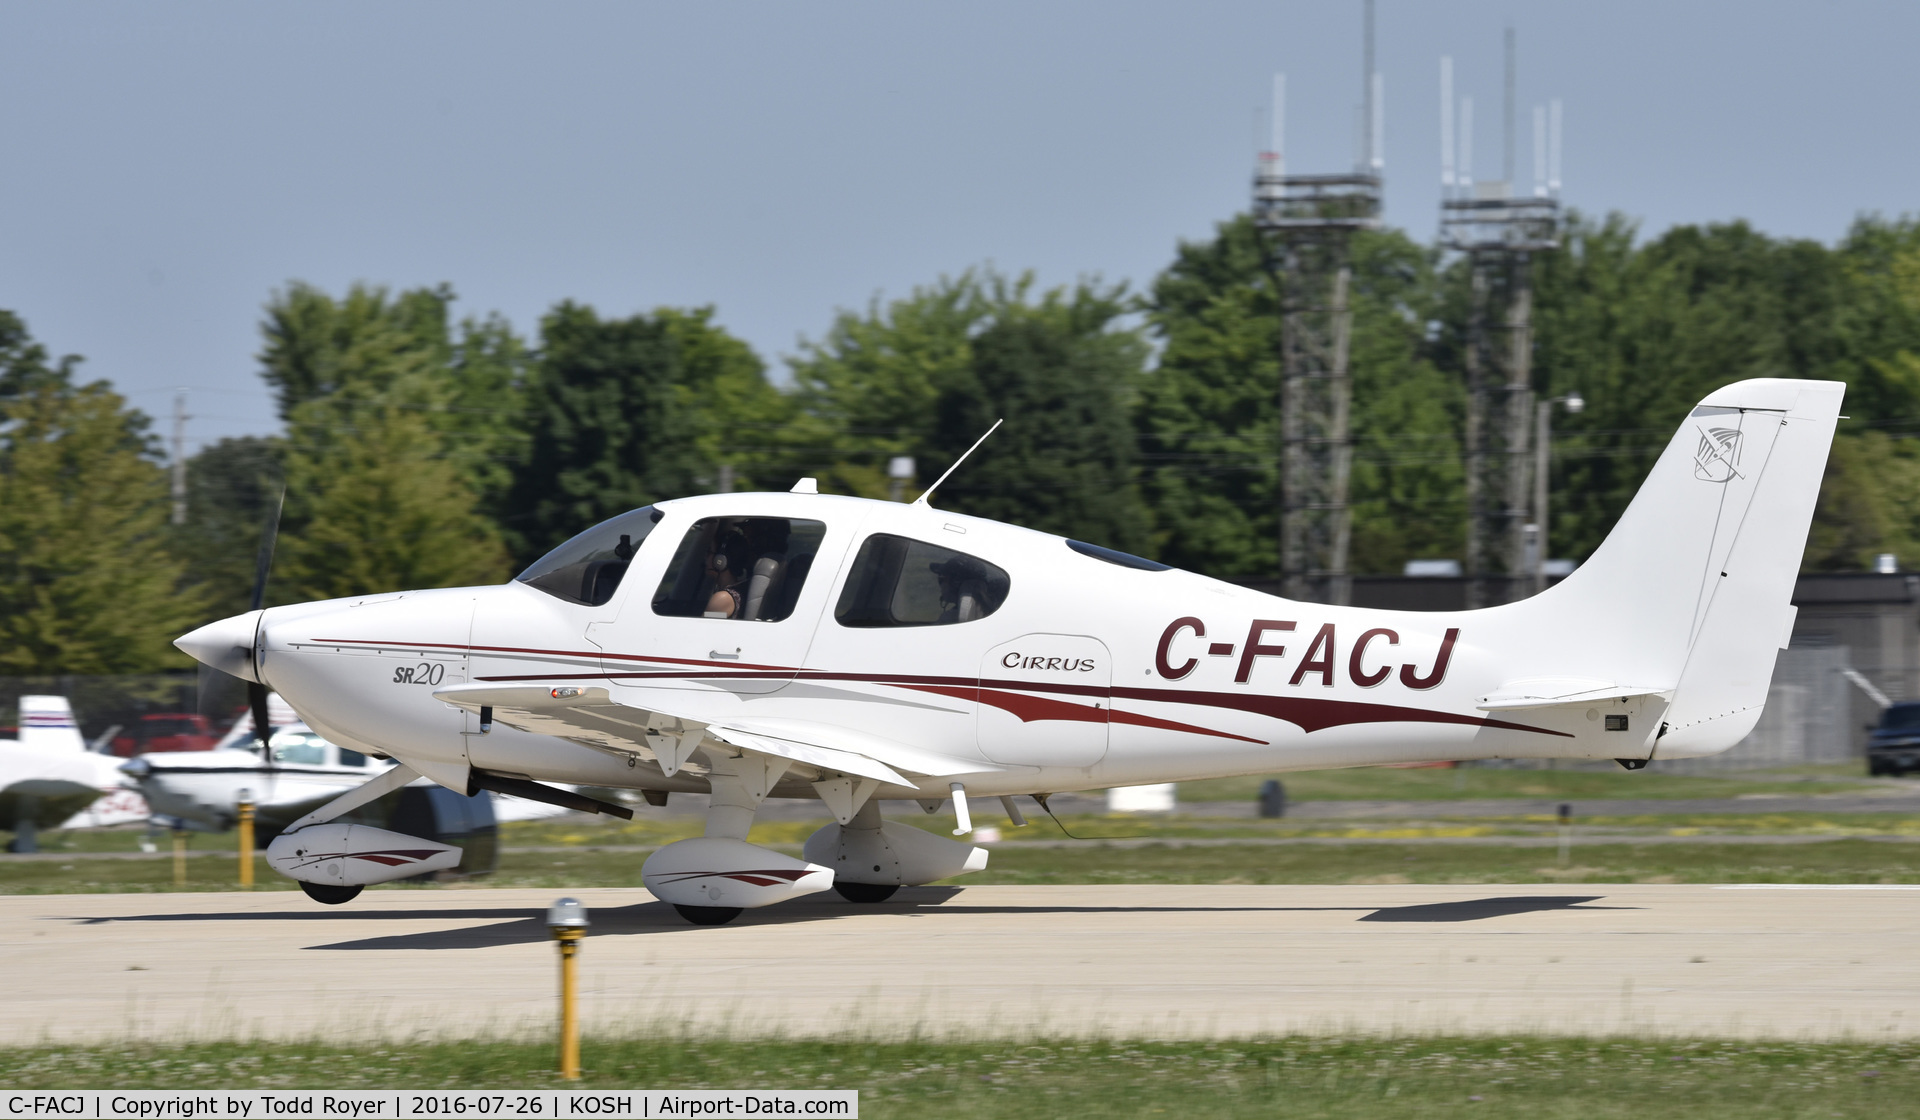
[174,378,1840,924]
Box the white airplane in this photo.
[174,378,1841,922]
[124,720,578,836]
[1,696,139,852]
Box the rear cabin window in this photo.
[834,534,1010,627]
[652,517,827,622]
[516,506,663,606]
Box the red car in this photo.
[110,713,218,756]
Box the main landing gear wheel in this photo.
[674,904,744,926]
[300,881,364,906]
[834,882,899,903]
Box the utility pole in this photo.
[1253,4,1382,606]
[1441,39,1560,608]
[170,389,189,526]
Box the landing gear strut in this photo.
[299,881,364,905]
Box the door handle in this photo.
[710,649,741,660]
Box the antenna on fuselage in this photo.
[912,418,1003,508]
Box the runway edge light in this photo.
[547,897,589,1081]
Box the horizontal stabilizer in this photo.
[1476,680,1673,712]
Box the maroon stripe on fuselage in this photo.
[317,637,1567,738]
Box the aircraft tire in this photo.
[673,904,744,926]
[834,882,899,903]
[299,881,364,906]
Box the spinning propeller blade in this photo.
[247,488,286,769]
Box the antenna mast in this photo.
[1503,26,1516,185]
[1442,34,1562,608]
[170,389,189,526]
[1252,2,1382,606]
[913,419,1003,508]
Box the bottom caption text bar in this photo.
[5,1093,856,1119]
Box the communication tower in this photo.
[1253,2,1382,605]
[1440,31,1561,607]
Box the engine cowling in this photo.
[803,819,989,886]
[266,823,462,886]
[641,837,833,909]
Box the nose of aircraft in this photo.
[174,610,262,682]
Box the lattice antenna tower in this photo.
[1252,0,1383,606]
[1440,31,1561,608]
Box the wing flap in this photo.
[433,683,976,790]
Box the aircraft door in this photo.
[977,635,1111,768]
[605,512,846,696]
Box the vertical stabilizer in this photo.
[18,696,85,754]
[1521,379,1843,759]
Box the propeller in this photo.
[246,488,286,769]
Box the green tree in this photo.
[503,303,787,563]
[255,283,517,599]
[174,435,284,619]
[1530,215,1887,567]
[787,273,998,498]
[278,397,510,600]
[0,312,203,672]
[1138,218,1457,577]
[790,270,1152,547]
[930,286,1151,550]
[257,281,531,518]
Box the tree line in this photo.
[6,210,1920,673]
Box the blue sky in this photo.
[2,1,1915,451]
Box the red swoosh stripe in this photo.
[322,638,1568,738]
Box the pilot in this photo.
[703,529,750,618]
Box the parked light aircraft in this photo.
[124,719,577,837]
[175,379,1841,922]
[1,696,139,851]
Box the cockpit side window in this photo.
[515,507,664,606]
[652,516,828,622]
[834,533,1010,627]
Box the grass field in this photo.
[3,761,1912,894]
[0,1036,1915,1118]
[1178,761,1887,801]
[5,835,1917,893]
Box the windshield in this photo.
[270,730,329,766]
[516,507,663,606]
[1880,704,1920,731]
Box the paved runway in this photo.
[5,884,1918,1043]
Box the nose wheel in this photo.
[673,904,744,926]
[299,881,364,905]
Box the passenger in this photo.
[932,557,989,623]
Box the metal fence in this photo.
[1660,646,1857,773]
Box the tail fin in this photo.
[1527,378,1843,759]
[18,695,86,754]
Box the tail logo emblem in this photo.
[1693,426,1744,483]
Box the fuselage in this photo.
[230,491,1664,804]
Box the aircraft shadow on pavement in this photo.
[65,891,1633,951]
